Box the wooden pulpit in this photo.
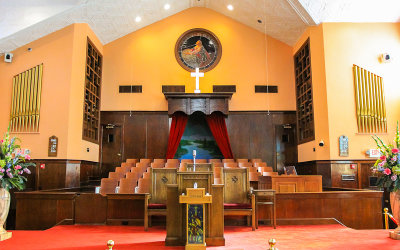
[166,171,224,246]
[179,188,212,250]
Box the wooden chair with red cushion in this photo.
[115,167,127,178]
[209,159,222,163]
[151,162,164,169]
[137,178,150,193]
[153,159,166,164]
[166,159,180,165]
[165,162,179,169]
[126,159,138,165]
[130,167,141,180]
[250,158,262,164]
[224,162,238,168]
[181,159,194,164]
[108,171,123,181]
[100,178,119,196]
[239,162,253,168]
[222,159,235,163]
[195,159,208,163]
[119,178,137,194]
[223,168,255,231]
[140,159,152,166]
[147,168,177,227]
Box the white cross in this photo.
[190,67,204,93]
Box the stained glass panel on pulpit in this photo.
[187,204,204,244]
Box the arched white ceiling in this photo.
[0,0,399,53]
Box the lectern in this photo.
[179,188,212,250]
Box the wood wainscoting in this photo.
[15,189,383,230]
[100,111,298,173]
[31,159,99,190]
[296,160,376,189]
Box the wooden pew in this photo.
[222,168,255,231]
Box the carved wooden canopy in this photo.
[164,93,233,116]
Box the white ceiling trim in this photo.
[0,0,399,53]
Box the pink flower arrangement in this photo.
[0,128,34,191]
[384,168,392,175]
[372,122,400,192]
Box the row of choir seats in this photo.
[99,158,278,195]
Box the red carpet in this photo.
[0,224,399,250]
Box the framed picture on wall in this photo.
[175,28,222,72]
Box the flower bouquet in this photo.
[0,129,34,191]
[0,128,34,240]
[372,122,400,239]
[372,123,400,192]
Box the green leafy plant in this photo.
[0,128,35,191]
[372,122,400,192]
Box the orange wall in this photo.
[323,22,400,160]
[293,25,331,162]
[102,7,296,111]
[0,23,102,161]
[295,22,400,162]
[67,24,103,162]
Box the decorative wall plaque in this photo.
[175,28,222,72]
[48,136,58,157]
[339,135,349,157]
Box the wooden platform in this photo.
[14,188,383,230]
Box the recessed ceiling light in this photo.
[164,3,170,10]
[227,4,234,11]
[135,16,142,22]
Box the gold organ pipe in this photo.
[366,69,373,132]
[27,68,33,132]
[9,64,43,133]
[369,72,377,132]
[359,67,367,133]
[353,66,361,132]
[17,72,25,132]
[373,74,381,132]
[353,64,386,134]
[24,69,30,132]
[36,64,43,131]
[22,70,29,132]
[10,77,16,131]
[379,76,387,132]
[31,66,38,132]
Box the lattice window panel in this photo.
[353,65,387,133]
[10,64,43,132]
[83,39,102,143]
[294,39,315,144]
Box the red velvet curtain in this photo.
[205,112,234,159]
[166,112,189,159]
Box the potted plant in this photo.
[372,122,400,239]
[0,129,34,241]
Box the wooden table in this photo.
[253,190,276,229]
[258,175,322,192]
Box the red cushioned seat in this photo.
[148,203,166,209]
[224,203,252,209]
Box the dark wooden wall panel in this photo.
[226,114,251,158]
[146,114,169,158]
[101,112,170,162]
[124,115,147,158]
[226,112,297,167]
[101,111,297,170]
